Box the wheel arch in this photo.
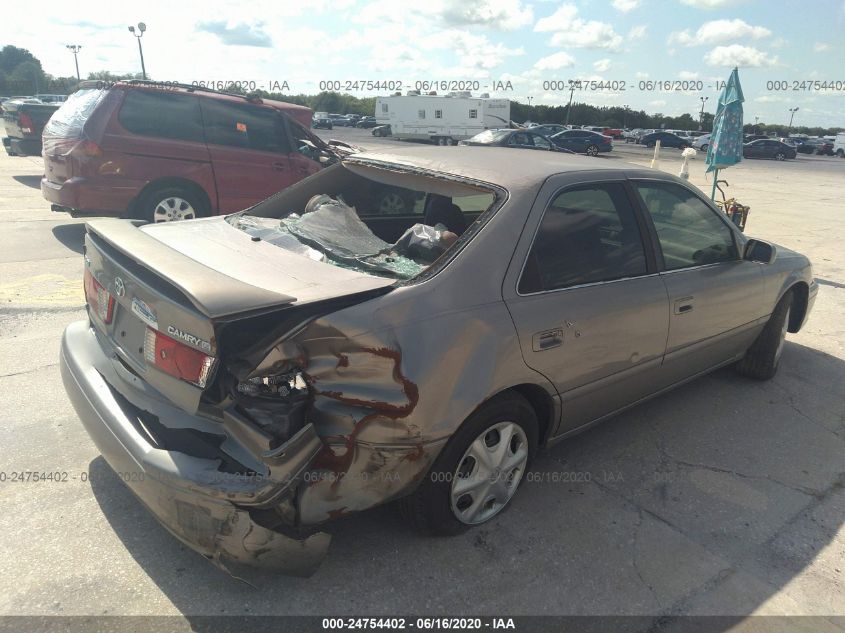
[786,281,809,333]
[128,177,214,219]
[496,383,559,446]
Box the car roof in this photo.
[343,145,640,190]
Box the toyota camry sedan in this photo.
[61,146,816,576]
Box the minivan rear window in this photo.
[118,90,204,143]
[43,88,106,142]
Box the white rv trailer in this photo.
[374,92,511,144]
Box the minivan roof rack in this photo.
[77,79,264,103]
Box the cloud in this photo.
[678,70,699,79]
[635,71,649,79]
[813,42,832,52]
[649,100,667,107]
[628,25,647,40]
[437,30,525,70]
[703,44,778,67]
[679,0,744,7]
[441,0,534,30]
[534,4,623,50]
[611,0,640,12]
[534,51,576,70]
[196,21,272,47]
[594,58,612,72]
[669,19,770,46]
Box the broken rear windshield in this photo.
[228,195,468,280]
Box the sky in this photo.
[3,0,844,126]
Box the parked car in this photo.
[372,124,391,137]
[814,140,834,156]
[549,129,613,156]
[312,115,333,130]
[356,116,378,128]
[743,139,797,160]
[639,131,690,149]
[526,124,567,137]
[743,134,769,143]
[60,145,816,576]
[693,133,712,151]
[834,132,845,157]
[458,129,574,153]
[2,98,60,156]
[35,94,68,104]
[795,138,821,154]
[328,113,350,126]
[41,80,346,222]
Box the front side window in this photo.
[532,134,551,149]
[509,133,531,146]
[118,90,203,142]
[202,100,290,153]
[519,183,647,293]
[634,181,737,270]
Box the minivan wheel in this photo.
[736,290,793,380]
[137,187,207,223]
[398,393,538,536]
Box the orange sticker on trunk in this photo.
[236,122,247,132]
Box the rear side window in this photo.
[202,100,291,153]
[118,90,203,142]
[519,183,647,293]
[634,181,737,270]
[43,88,106,140]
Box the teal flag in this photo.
[705,67,745,174]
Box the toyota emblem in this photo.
[114,277,125,297]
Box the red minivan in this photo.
[41,81,328,222]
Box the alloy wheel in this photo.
[153,196,196,222]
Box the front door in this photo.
[631,179,766,380]
[504,178,669,434]
[200,100,299,213]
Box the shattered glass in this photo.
[228,195,455,280]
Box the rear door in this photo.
[631,179,766,380]
[504,176,669,434]
[201,99,303,213]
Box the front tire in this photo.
[736,290,793,380]
[399,393,538,536]
[700,144,708,152]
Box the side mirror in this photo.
[743,239,776,264]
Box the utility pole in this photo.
[699,96,709,130]
[128,22,147,80]
[622,104,629,129]
[66,45,82,82]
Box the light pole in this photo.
[128,22,147,80]
[699,96,709,130]
[564,82,575,126]
[66,45,82,82]
[787,107,799,132]
[622,104,629,129]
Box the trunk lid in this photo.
[84,217,394,413]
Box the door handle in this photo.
[532,328,563,352]
[674,297,694,314]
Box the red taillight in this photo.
[19,113,34,134]
[144,328,216,388]
[83,269,115,324]
[71,139,102,157]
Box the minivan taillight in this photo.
[144,328,216,388]
[19,113,34,134]
[71,139,102,157]
[83,269,114,324]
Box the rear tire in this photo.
[736,290,793,380]
[700,144,708,152]
[135,186,208,223]
[775,152,786,160]
[586,144,599,157]
[398,393,538,536]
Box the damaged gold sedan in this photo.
[61,146,816,576]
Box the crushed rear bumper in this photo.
[60,320,330,576]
